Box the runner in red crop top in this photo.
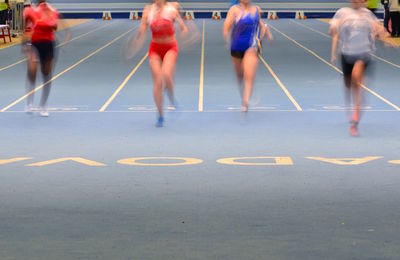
[138,0,187,127]
[23,0,69,117]
[31,2,58,43]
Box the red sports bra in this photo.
[31,3,59,43]
[148,4,175,38]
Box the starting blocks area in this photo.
[95,10,316,20]
[102,11,112,20]
[184,10,195,20]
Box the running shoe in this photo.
[25,104,34,114]
[156,116,164,127]
[40,107,49,117]
[167,105,176,111]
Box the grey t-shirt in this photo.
[330,7,378,56]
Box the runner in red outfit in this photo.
[138,0,187,127]
[24,0,70,117]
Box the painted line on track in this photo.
[198,20,205,112]
[1,27,137,112]
[99,52,149,112]
[269,23,400,111]
[259,55,303,111]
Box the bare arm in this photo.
[330,28,339,64]
[174,7,187,35]
[373,20,397,47]
[258,6,273,42]
[223,7,235,45]
[263,22,273,41]
[124,5,149,57]
[257,6,266,39]
[57,17,71,44]
[138,5,149,39]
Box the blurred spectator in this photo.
[0,0,10,25]
[389,0,399,37]
[367,0,379,14]
[381,0,390,32]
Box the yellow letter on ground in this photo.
[27,157,106,167]
[306,156,382,165]
[388,160,400,165]
[118,157,203,166]
[0,157,32,165]
[216,156,293,166]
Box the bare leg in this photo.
[351,61,365,123]
[343,74,352,121]
[242,49,259,111]
[39,58,54,114]
[349,60,365,136]
[232,56,244,85]
[26,48,37,111]
[162,50,178,107]
[231,56,244,100]
[149,55,164,126]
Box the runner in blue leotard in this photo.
[224,0,272,112]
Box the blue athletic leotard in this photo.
[230,5,261,53]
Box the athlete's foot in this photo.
[351,113,360,124]
[166,90,176,108]
[167,99,179,111]
[156,116,164,127]
[349,121,359,137]
[25,104,34,114]
[241,103,248,112]
[167,105,176,111]
[39,107,49,117]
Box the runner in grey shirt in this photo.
[329,0,395,136]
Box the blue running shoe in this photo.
[156,116,164,127]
